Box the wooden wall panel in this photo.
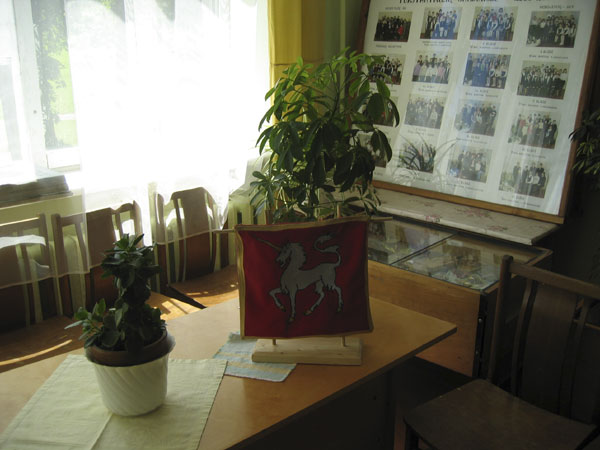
[368,260,480,376]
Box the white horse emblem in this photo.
[260,234,343,323]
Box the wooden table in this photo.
[0,298,456,449]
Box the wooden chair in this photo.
[1,205,197,372]
[85,203,143,308]
[51,212,84,316]
[0,215,58,332]
[0,216,84,372]
[154,187,236,307]
[403,255,600,450]
[52,203,141,312]
[52,202,199,318]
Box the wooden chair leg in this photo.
[404,422,420,450]
[383,369,397,450]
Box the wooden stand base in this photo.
[252,336,363,365]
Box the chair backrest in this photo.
[153,187,219,288]
[51,212,88,316]
[171,187,215,237]
[51,202,142,312]
[490,255,600,423]
[0,215,57,330]
[86,202,141,266]
[51,212,88,275]
[172,187,218,280]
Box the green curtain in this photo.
[268,0,325,88]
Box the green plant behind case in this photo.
[251,49,400,223]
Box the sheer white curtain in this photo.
[0,0,268,312]
[65,0,269,231]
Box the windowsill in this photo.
[0,164,72,207]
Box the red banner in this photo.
[236,216,372,338]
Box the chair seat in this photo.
[405,379,595,450]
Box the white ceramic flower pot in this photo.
[86,331,176,416]
[92,353,169,416]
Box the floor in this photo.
[0,267,240,373]
[167,264,240,308]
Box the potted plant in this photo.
[250,48,400,223]
[67,234,175,416]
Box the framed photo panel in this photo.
[360,0,600,222]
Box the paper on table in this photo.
[213,332,295,382]
[0,355,226,450]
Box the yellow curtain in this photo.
[268,0,326,88]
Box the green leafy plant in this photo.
[67,234,163,352]
[570,108,600,190]
[397,135,456,185]
[251,49,400,223]
[399,136,440,173]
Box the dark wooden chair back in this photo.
[0,215,57,331]
[154,187,223,292]
[52,202,142,313]
[51,212,87,316]
[171,187,217,280]
[490,255,600,423]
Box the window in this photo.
[30,0,79,169]
[0,59,21,165]
[2,0,268,223]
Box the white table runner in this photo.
[0,355,226,450]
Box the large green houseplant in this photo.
[251,49,399,222]
[68,234,175,416]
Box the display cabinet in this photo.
[367,216,551,377]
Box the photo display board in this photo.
[362,0,598,218]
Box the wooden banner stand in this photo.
[252,336,363,365]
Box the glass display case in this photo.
[394,235,539,291]
[367,216,551,377]
[368,218,542,290]
[367,220,452,265]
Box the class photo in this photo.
[470,6,517,42]
[463,52,510,90]
[508,111,560,149]
[517,61,569,100]
[499,158,549,199]
[404,94,446,129]
[446,144,491,183]
[526,10,579,48]
[368,54,405,86]
[420,7,462,40]
[454,100,499,137]
[412,52,451,85]
[374,11,412,42]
